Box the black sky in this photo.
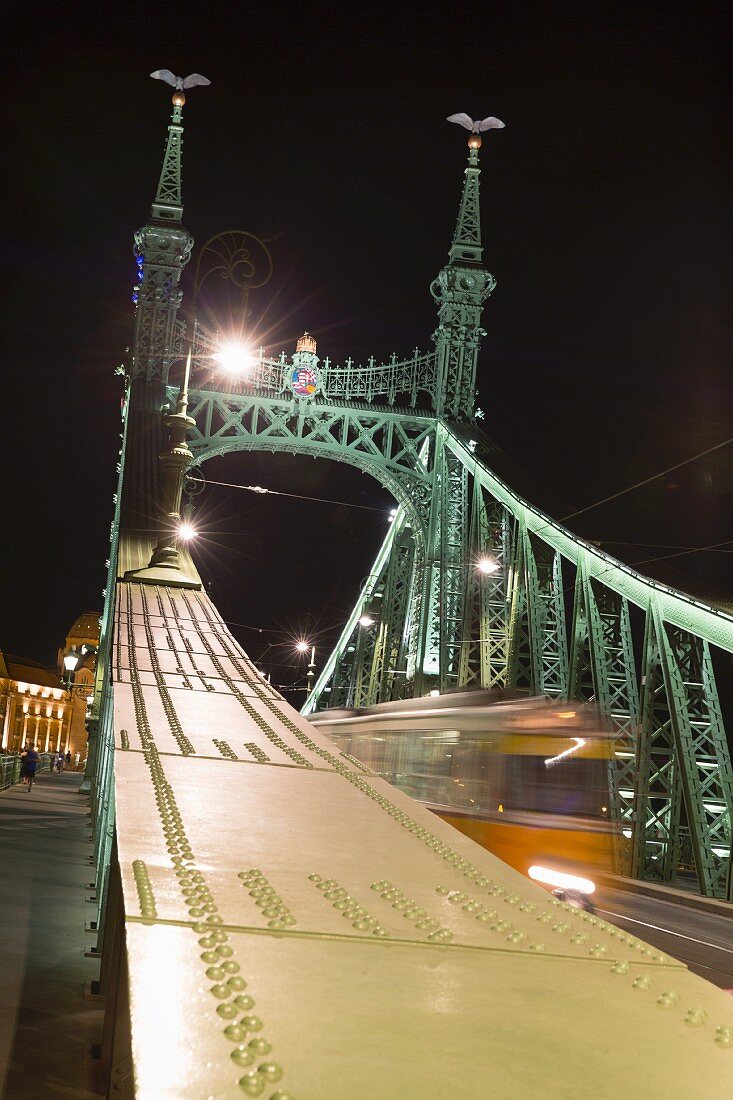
[1,1,731,691]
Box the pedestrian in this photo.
[21,745,39,792]
[65,750,71,768]
[74,751,80,770]
[56,752,64,773]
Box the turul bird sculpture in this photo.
[150,70,211,91]
[447,113,505,133]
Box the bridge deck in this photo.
[111,581,733,1098]
[0,772,104,1099]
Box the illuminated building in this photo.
[0,612,100,758]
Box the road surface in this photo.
[595,885,733,989]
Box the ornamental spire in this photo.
[151,95,185,223]
[430,114,504,418]
[129,72,209,383]
[445,113,505,265]
[148,70,211,223]
[450,141,482,264]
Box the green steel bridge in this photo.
[82,81,733,1095]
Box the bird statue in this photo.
[150,70,211,106]
[447,113,505,150]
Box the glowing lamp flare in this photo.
[177,523,197,541]
[295,641,310,653]
[528,865,596,896]
[358,615,375,628]
[476,557,499,574]
[212,341,258,374]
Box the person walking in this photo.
[65,750,71,769]
[21,745,39,792]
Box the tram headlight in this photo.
[528,865,596,896]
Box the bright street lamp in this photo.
[63,652,79,690]
[177,522,197,541]
[295,640,310,654]
[212,340,258,374]
[476,556,499,575]
[358,615,375,628]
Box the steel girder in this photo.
[304,512,416,711]
[183,387,434,547]
[633,608,733,898]
[307,425,733,898]
[568,560,640,871]
[415,437,470,689]
[458,489,512,689]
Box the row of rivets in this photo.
[132,859,157,920]
[120,728,130,750]
[338,751,372,774]
[310,874,389,936]
[244,742,271,764]
[177,592,315,769]
[126,588,292,1096]
[239,869,297,929]
[610,960,732,1043]
[138,588,195,754]
[434,884,550,950]
[154,588,213,692]
[197,607,286,705]
[370,880,451,941]
[214,739,239,760]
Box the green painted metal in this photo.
[131,98,193,384]
[94,89,733,913]
[632,607,733,897]
[432,145,496,418]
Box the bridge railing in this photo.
[0,752,57,789]
[188,331,438,408]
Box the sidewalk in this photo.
[0,772,105,1098]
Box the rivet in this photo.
[632,975,652,991]
[656,990,678,1008]
[231,1046,256,1067]
[217,1003,238,1019]
[684,1008,707,1028]
[715,1025,733,1048]
[258,1063,283,1082]
[238,1072,265,1096]
[224,1024,247,1042]
[611,961,629,975]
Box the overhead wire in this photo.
[558,434,733,523]
[186,475,387,512]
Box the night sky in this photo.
[2,2,730,695]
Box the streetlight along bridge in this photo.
[84,77,733,1096]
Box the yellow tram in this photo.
[309,692,619,889]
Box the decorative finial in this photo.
[447,113,505,150]
[150,69,211,107]
[296,331,317,355]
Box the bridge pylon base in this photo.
[123,565,201,589]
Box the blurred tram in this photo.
[309,692,618,892]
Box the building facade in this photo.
[0,611,100,760]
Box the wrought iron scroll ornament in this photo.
[193,231,274,324]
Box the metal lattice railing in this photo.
[191,330,437,408]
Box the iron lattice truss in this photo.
[300,423,733,901]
